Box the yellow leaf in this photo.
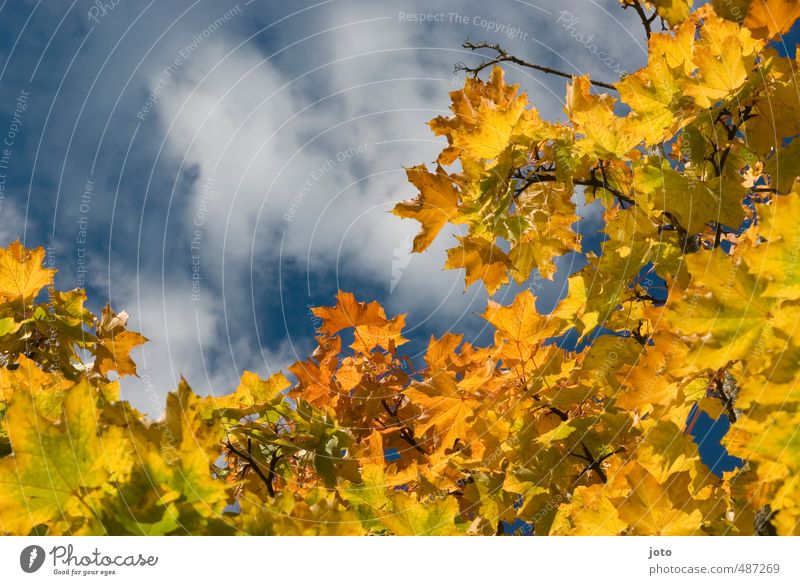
[93,305,147,377]
[311,291,387,335]
[430,66,540,165]
[404,370,479,450]
[618,465,704,535]
[393,165,462,253]
[483,288,562,349]
[0,380,133,535]
[445,235,509,294]
[634,158,745,234]
[566,76,640,158]
[380,492,460,535]
[551,484,627,535]
[745,0,800,39]
[681,10,761,108]
[651,0,693,26]
[0,241,55,303]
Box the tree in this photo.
[1,0,800,535]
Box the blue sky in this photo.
[0,0,659,415]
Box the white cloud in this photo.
[110,0,650,408]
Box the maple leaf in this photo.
[650,0,693,26]
[429,66,541,166]
[634,157,745,234]
[551,484,627,535]
[483,288,562,350]
[0,355,74,421]
[445,235,509,294]
[682,7,763,108]
[733,0,800,38]
[204,370,291,420]
[311,291,387,335]
[379,492,460,535]
[92,305,147,377]
[0,380,133,535]
[746,191,800,299]
[566,76,640,158]
[404,370,480,451]
[618,465,704,535]
[392,165,462,253]
[0,241,55,303]
[666,249,797,370]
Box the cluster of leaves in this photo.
[1,0,800,535]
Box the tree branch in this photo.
[379,399,428,455]
[570,443,626,486]
[512,167,635,207]
[623,0,656,40]
[226,440,280,497]
[457,40,616,90]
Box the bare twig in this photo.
[226,440,280,497]
[623,0,657,40]
[379,400,428,455]
[457,40,616,90]
[570,443,626,485]
[512,167,635,207]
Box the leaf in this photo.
[404,370,480,450]
[445,235,509,294]
[311,291,387,335]
[651,0,693,26]
[0,317,18,337]
[551,484,627,535]
[618,465,704,535]
[0,355,75,421]
[634,157,745,234]
[349,314,408,354]
[697,396,727,420]
[429,66,540,165]
[666,249,791,369]
[744,0,800,39]
[0,241,55,303]
[340,463,391,511]
[566,76,640,158]
[483,289,562,348]
[204,370,291,420]
[681,8,762,108]
[393,165,461,253]
[0,380,133,535]
[743,192,800,299]
[380,492,460,535]
[92,305,147,377]
[765,139,800,194]
[635,420,701,482]
[507,183,581,281]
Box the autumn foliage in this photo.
[2,0,800,535]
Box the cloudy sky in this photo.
[0,0,655,415]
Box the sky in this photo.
[0,0,660,415]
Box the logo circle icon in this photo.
[20,545,46,573]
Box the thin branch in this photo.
[379,400,428,455]
[226,440,279,497]
[624,0,656,40]
[267,451,282,497]
[399,427,429,456]
[570,444,626,486]
[712,371,739,424]
[457,40,616,90]
[512,167,635,207]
